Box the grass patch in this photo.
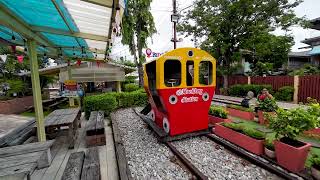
[20,110,52,117]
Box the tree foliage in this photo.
[121,0,156,86]
[179,0,304,75]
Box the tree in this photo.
[121,0,156,86]
[242,32,294,68]
[178,0,304,87]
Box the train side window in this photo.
[164,60,181,87]
[186,61,194,86]
[199,61,213,85]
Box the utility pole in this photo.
[171,0,178,49]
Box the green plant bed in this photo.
[227,104,253,112]
[209,106,228,119]
[228,84,273,97]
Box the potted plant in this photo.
[310,154,320,180]
[264,138,275,159]
[208,106,231,125]
[215,122,266,155]
[257,98,278,125]
[269,107,318,173]
[227,104,255,121]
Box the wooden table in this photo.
[44,108,81,149]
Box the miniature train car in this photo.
[143,48,216,136]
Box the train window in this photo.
[186,61,194,86]
[164,60,181,87]
[199,61,213,85]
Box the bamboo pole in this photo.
[27,39,46,142]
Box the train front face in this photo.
[144,48,217,136]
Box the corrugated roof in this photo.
[288,51,311,57]
[0,0,124,60]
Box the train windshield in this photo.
[199,61,213,85]
[164,60,181,87]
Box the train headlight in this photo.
[202,92,209,101]
[188,50,193,57]
[169,95,178,104]
[163,117,170,134]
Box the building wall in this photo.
[311,55,320,66]
[0,96,33,114]
[288,57,311,69]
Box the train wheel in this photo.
[163,117,170,134]
[149,109,155,121]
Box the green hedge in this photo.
[124,83,139,92]
[274,86,294,101]
[228,84,273,97]
[84,90,148,119]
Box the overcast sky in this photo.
[110,0,320,61]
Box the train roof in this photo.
[143,47,215,65]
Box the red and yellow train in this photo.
[143,48,216,136]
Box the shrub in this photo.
[265,138,275,151]
[227,104,254,112]
[269,107,319,140]
[84,94,117,119]
[228,84,273,97]
[242,128,266,140]
[209,106,228,119]
[124,83,139,92]
[274,86,294,101]
[311,154,320,169]
[258,97,278,112]
[84,90,148,119]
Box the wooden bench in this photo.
[61,147,100,180]
[0,140,55,180]
[86,111,105,147]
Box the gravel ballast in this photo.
[112,108,281,180]
[112,108,191,179]
[172,136,282,180]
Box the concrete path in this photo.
[0,114,34,138]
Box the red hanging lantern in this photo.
[96,61,101,68]
[11,45,16,54]
[76,59,81,66]
[17,55,24,64]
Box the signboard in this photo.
[145,48,164,58]
[62,80,78,98]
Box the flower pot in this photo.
[274,138,311,173]
[258,111,275,125]
[264,147,276,159]
[311,167,320,180]
[208,115,231,125]
[227,108,255,121]
[214,123,264,155]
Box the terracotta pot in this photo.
[214,123,264,155]
[208,115,231,125]
[264,147,276,159]
[227,108,255,121]
[311,167,320,180]
[275,139,311,173]
[258,111,275,125]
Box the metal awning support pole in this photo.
[27,39,46,142]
